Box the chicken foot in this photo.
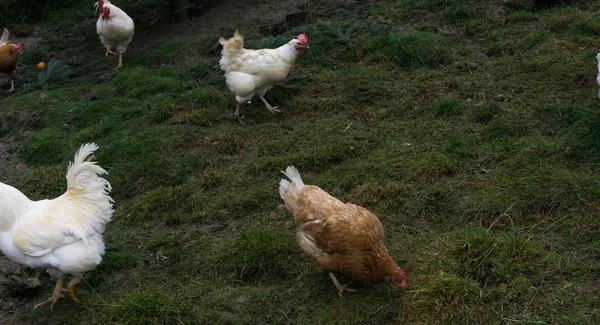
[258,95,281,113]
[328,272,355,298]
[8,79,14,93]
[231,103,245,123]
[114,54,123,71]
[34,274,66,310]
[105,49,117,57]
[66,275,83,302]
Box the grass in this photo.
[0,0,599,323]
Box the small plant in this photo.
[527,30,550,49]
[402,272,479,323]
[433,98,464,117]
[368,32,452,68]
[444,0,474,21]
[226,227,294,281]
[453,228,540,285]
[104,288,189,324]
[37,58,71,86]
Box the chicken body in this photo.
[0,29,23,93]
[279,166,406,297]
[96,0,135,70]
[219,31,309,121]
[0,143,113,309]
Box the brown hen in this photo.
[0,29,23,93]
[279,166,407,297]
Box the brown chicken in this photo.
[0,29,23,93]
[279,166,407,297]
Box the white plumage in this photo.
[0,143,113,309]
[95,0,134,70]
[218,31,309,120]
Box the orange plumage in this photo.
[0,29,23,93]
[279,166,407,297]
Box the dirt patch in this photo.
[130,0,314,56]
[0,137,29,184]
[0,256,40,325]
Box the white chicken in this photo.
[218,30,309,121]
[0,143,113,309]
[95,0,135,70]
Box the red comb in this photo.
[297,33,308,45]
[398,268,407,288]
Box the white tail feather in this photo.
[1,29,8,44]
[283,166,304,189]
[66,143,112,195]
[279,166,304,214]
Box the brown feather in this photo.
[0,43,18,79]
[292,185,400,283]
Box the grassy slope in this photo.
[0,0,599,323]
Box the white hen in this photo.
[218,30,309,121]
[0,143,113,309]
[95,0,135,70]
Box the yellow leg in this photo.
[328,272,355,298]
[105,49,117,57]
[67,275,83,302]
[34,274,66,309]
[258,95,281,113]
[230,103,244,123]
[114,54,123,70]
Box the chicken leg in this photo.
[114,54,123,71]
[328,272,355,298]
[8,79,14,93]
[231,103,244,123]
[66,275,83,302]
[258,95,281,113]
[34,274,66,309]
[105,49,117,57]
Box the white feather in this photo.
[96,1,135,54]
[0,143,114,277]
[219,31,304,104]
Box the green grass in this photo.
[0,0,599,324]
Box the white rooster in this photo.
[95,0,135,70]
[218,30,309,121]
[0,143,114,309]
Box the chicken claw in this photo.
[105,49,117,57]
[230,114,245,123]
[113,54,123,71]
[34,274,66,310]
[67,275,83,302]
[328,272,356,298]
[258,95,281,113]
[266,106,281,113]
[231,103,245,123]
